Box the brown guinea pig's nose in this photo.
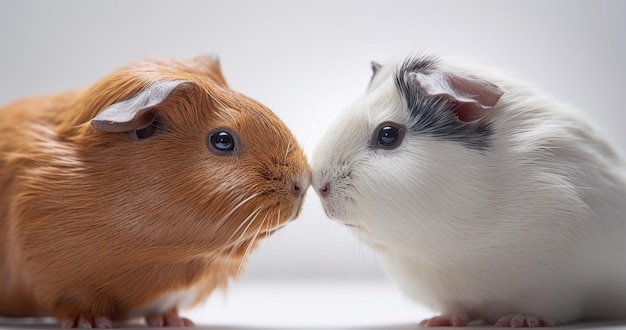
[291,181,303,197]
[291,175,310,197]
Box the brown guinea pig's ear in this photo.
[191,54,228,87]
[91,80,191,139]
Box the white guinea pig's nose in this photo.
[319,182,330,199]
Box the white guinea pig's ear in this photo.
[368,61,383,86]
[409,71,504,122]
[371,61,383,77]
[91,80,191,137]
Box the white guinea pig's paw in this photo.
[61,315,113,329]
[145,312,194,327]
[494,314,555,328]
[419,314,467,327]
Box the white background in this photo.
[1,1,625,327]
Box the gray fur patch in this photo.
[394,56,492,150]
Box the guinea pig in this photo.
[311,54,626,327]
[0,55,310,328]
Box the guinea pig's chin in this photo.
[289,194,306,220]
[320,202,348,221]
[258,193,306,234]
[354,232,389,251]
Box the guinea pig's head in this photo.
[58,55,310,260]
[311,55,504,251]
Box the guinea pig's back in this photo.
[0,91,77,203]
[0,91,79,130]
[0,91,80,317]
[488,82,626,290]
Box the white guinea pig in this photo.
[311,54,626,327]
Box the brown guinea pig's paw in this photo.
[60,315,113,329]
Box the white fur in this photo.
[131,286,200,318]
[311,55,626,325]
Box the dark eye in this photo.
[207,128,240,155]
[372,122,405,149]
[378,126,399,146]
[212,132,234,150]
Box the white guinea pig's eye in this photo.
[372,122,405,150]
[207,127,241,155]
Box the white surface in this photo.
[182,279,433,328]
[3,280,626,329]
[0,280,430,329]
[1,0,625,280]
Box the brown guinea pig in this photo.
[0,55,310,328]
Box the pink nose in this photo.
[292,181,304,197]
[319,182,330,198]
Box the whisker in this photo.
[215,193,260,228]
[214,207,259,261]
[215,208,262,275]
[274,211,281,236]
[223,207,263,259]
[225,206,263,244]
[237,213,268,276]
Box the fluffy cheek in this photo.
[319,185,352,221]
[310,160,344,219]
[324,200,347,221]
[347,151,438,246]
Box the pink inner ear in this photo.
[447,74,503,109]
[453,103,485,123]
[409,71,504,123]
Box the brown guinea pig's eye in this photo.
[212,132,234,150]
[207,127,240,155]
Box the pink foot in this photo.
[419,315,467,327]
[495,314,555,328]
[145,313,195,327]
[61,316,113,329]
